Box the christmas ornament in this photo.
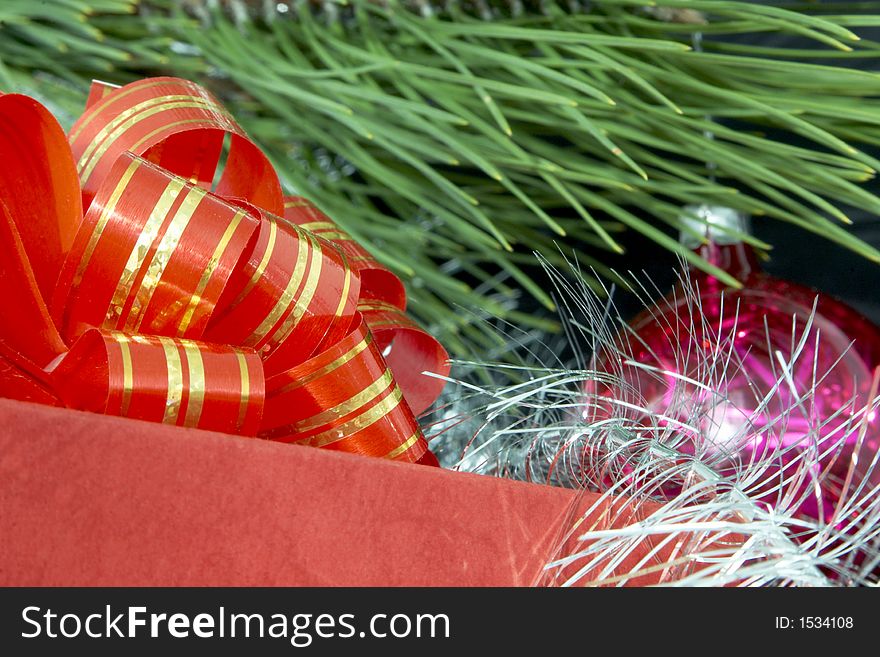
[0,77,449,464]
[589,206,880,520]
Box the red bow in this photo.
[0,77,448,465]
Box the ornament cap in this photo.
[679,205,750,249]
[679,205,760,283]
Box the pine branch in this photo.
[2,1,880,358]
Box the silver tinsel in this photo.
[424,258,880,586]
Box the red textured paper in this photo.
[0,399,664,586]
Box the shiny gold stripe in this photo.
[231,218,278,308]
[159,337,184,425]
[332,253,353,320]
[117,334,134,417]
[294,369,394,434]
[69,79,173,143]
[312,231,352,242]
[127,186,207,332]
[72,159,141,293]
[97,83,117,100]
[363,319,412,331]
[358,299,401,313]
[106,177,185,328]
[283,199,310,208]
[297,385,404,449]
[298,221,338,232]
[245,227,310,349]
[80,98,225,184]
[78,95,216,174]
[235,352,250,432]
[268,233,323,350]
[384,431,422,460]
[81,101,229,186]
[182,342,206,428]
[77,94,221,174]
[177,209,248,335]
[272,335,371,396]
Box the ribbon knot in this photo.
[0,77,448,465]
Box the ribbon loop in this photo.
[205,206,361,376]
[69,77,284,216]
[262,315,428,462]
[283,197,451,414]
[0,202,67,371]
[0,76,447,465]
[359,301,450,417]
[283,196,407,309]
[53,153,260,343]
[53,329,264,436]
[0,94,81,305]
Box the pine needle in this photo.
[2,0,880,357]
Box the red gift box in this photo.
[0,398,669,586]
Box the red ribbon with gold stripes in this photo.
[0,77,449,465]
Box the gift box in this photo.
[0,397,665,586]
